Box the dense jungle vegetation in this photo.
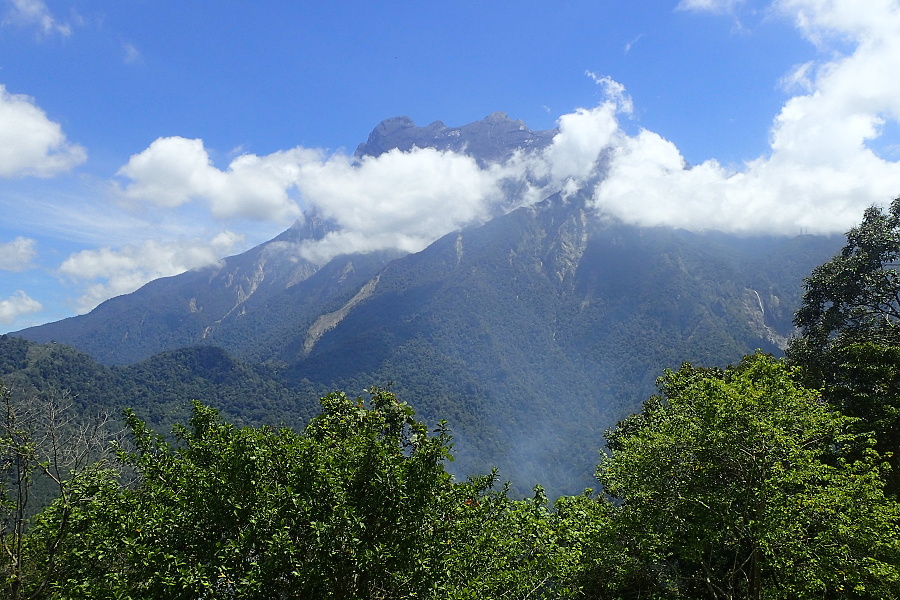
[4,199,900,598]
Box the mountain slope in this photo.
[284,192,842,491]
[0,335,315,432]
[15,217,400,365]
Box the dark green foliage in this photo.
[0,335,29,374]
[118,345,319,429]
[17,389,591,599]
[5,353,900,599]
[0,336,318,438]
[792,199,900,350]
[787,197,900,494]
[591,354,900,599]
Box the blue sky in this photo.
[2,0,900,332]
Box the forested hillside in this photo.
[0,336,320,433]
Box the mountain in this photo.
[355,111,556,164]
[9,113,845,495]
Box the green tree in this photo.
[787,198,900,492]
[27,388,457,598]
[594,354,900,599]
[23,387,586,599]
[437,481,604,599]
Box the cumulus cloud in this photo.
[0,290,42,324]
[104,134,531,306]
[117,137,306,222]
[0,236,36,271]
[533,75,630,187]
[588,0,900,234]
[3,0,71,36]
[59,231,243,313]
[0,85,86,177]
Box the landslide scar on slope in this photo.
[302,275,380,355]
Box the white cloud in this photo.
[58,232,243,312]
[776,0,900,48]
[116,136,520,265]
[0,236,36,271]
[624,34,645,54]
[117,137,306,222]
[586,0,900,234]
[0,290,42,324]
[0,85,86,177]
[117,137,217,208]
[3,0,70,36]
[532,75,631,187]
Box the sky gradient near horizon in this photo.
[2,0,900,332]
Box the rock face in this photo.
[355,112,557,164]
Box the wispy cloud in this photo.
[3,0,71,37]
[624,33,644,54]
[676,0,747,14]
[122,41,142,65]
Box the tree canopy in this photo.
[7,387,591,599]
[9,356,896,600]
[788,197,900,494]
[591,354,900,599]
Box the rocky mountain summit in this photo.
[355,112,556,164]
